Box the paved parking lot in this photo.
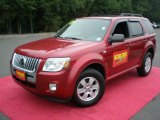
[0,29,159,119]
[153,29,160,67]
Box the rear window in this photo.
[129,21,143,36]
[141,20,154,34]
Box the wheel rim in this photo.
[145,57,152,73]
[77,77,100,102]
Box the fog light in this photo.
[49,83,57,91]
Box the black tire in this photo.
[137,52,153,76]
[73,68,105,107]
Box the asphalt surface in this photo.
[132,94,160,120]
[153,29,160,67]
[0,29,159,120]
[0,113,9,120]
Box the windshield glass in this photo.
[55,18,111,41]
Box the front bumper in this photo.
[11,66,74,99]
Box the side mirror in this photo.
[109,34,125,43]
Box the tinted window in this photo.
[129,21,143,36]
[142,20,154,34]
[112,21,129,38]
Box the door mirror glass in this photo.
[110,34,125,43]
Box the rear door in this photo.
[127,19,146,67]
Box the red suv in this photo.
[11,14,156,106]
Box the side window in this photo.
[129,21,143,36]
[141,20,154,34]
[112,21,129,38]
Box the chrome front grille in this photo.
[12,53,40,72]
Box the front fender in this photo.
[65,53,106,97]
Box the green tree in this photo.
[131,0,150,14]
[1,0,16,34]
[147,0,160,21]
[0,0,160,34]
[23,0,37,33]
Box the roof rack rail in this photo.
[89,13,143,17]
[117,13,143,17]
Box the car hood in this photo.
[15,37,100,59]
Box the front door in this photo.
[106,20,131,78]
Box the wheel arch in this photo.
[140,46,155,67]
[147,47,155,58]
[82,63,106,80]
[65,53,107,97]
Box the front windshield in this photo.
[55,18,111,41]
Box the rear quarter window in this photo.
[141,20,154,34]
[129,21,143,36]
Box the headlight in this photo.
[42,58,70,72]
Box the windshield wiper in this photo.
[54,35,82,40]
[54,35,64,38]
[63,37,82,40]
